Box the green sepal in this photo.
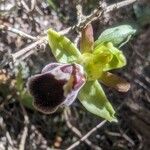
[47,29,81,63]
[78,80,117,122]
[94,25,136,48]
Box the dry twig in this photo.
[12,36,47,61]
[0,25,37,40]
[0,116,15,150]
[9,0,138,63]
[64,109,102,150]
[66,0,138,31]
[19,104,29,150]
[20,0,36,13]
[5,131,15,150]
[66,120,107,150]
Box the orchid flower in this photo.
[28,24,135,122]
[28,63,86,114]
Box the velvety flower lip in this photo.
[27,63,86,114]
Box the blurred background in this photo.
[0,0,150,149]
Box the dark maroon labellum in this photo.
[27,63,86,114]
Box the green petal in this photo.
[94,25,136,48]
[78,51,112,80]
[103,43,126,71]
[47,29,81,63]
[94,42,126,71]
[78,80,117,122]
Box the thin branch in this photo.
[121,132,135,146]
[105,130,135,146]
[0,25,37,40]
[64,109,102,150]
[19,104,29,150]
[69,0,138,31]
[76,4,84,26]
[11,36,47,61]
[19,127,28,150]
[30,0,37,12]
[105,0,137,13]
[69,0,138,32]
[20,0,36,12]
[66,120,107,150]
[20,0,30,12]
[0,116,15,150]
[10,0,138,63]
[134,79,150,93]
[6,131,15,150]
[74,33,81,47]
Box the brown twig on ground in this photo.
[5,131,15,150]
[66,120,107,150]
[105,0,137,13]
[134,79,150,93]
[30,0,37,12]
[11,36,47,61]
[76,3,84,28]
[64,108,102,150]
[0,25,37,40]
[105,130,135,146]
[19,104,29,150]
[20,0,36,13]
[0,116,15,150]
[66,0,138,31]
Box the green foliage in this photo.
[46,0,57,10]
[16,65,33,109]
[94,25,136,48]
[79,81,117,122]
